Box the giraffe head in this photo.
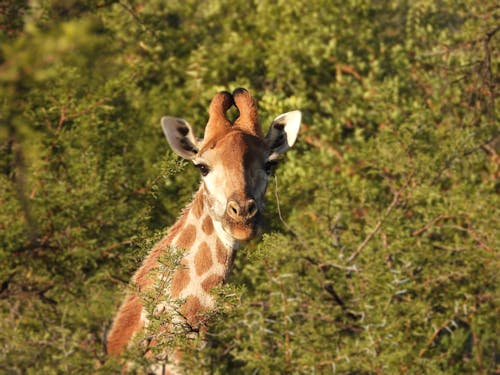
[161,88,301,241]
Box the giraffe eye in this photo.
[195,163,210,176]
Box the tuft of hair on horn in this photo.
[233,88,263,138]
[210,91,234,115]
[204,91,234,140]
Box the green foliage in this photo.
[1,0,497,373]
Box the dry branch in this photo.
[347,174,413,263]
[346,190,401,264]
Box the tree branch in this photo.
[347,175,412,264]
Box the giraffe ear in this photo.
[265,110,301,159]
[161,116,200,160]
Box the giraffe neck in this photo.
[167,186,238,324]
[106,186,239,364]
[173,184,239,257]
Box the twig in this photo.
[433,244,466,252]
[418,319,452,357]
[302,256,359,273]
[102,240,134,257]
[346,191,400,263]
[347,175,412,263]
[449,225,494,253]
[262,260,292,371]
[301,123,343,161]
[66,97,108,120]
[418,26,499,58]
[56,107,66,134]
[472,331,483,371]
[336,63,363,82]
[318,262,359,273]
[323,283,346,308]
[273,176,309,250]
[411,215,458,236]
[118,1,162,41]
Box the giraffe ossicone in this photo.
[106,88,301,373]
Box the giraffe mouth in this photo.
[222,215,261,241]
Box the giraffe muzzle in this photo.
[226,198,258,221]
[223,197,260,240]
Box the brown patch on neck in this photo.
[133,188,203,290]
[201,215,214,235]
[166,207,189,243]
[191,189,204,219]
[201,274,223,292]
[173,349,184,363]
[215,238,228,265]
[176,224,196,249]
[181,295,205,326]
[194,242,213,276]
[170,264,190,298]
[106,294,143,356]
[133,236,172,289]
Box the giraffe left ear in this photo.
[265,110,301,158]
[161,116,200,160]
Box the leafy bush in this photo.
[1,0,497,373]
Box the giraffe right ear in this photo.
[161,117,200,160]
[265,110,301,159]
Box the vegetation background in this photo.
[0,0,498,373]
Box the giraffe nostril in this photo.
[227,198,258,220]
[227,200,241,219]
[246,199,257,218]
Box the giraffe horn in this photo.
[233,88,263,138]
[204,91,234,141]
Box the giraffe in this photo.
[106,88,301,373]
